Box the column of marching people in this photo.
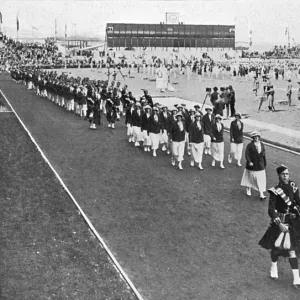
[10,64,245,172]
[125,98,245,171]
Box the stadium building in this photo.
[105,23,235,51]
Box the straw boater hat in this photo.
[144,105,152,110]
[161,105,168,109]
[189,108,196,112]
[175,112,183,118]
[215,114,222,120]
[195,112,201,117]
[205,107,213,112]
[152,107,159,111]
[251,131,261,138]
[194,104,200,109]
[234,112,242,119]
[176,104,183,109]
[135,102,141,107]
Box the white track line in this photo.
[0,88,144,300]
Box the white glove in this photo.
[279,223,289,233]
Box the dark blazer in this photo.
[125,107,134,125]
[245,141,267,171]
[169,121,186,142]
[189,121,204,143]
[148,115,162,134]
[166,115,176,133]
[230,120,244,144]
[211,122,224,143]
[141,113,151,131]
[131,110,142,127]
[202,113,214,135]
[185,115,195,132]
[159,111,169,131]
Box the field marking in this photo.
[0,88,144,300]
[0,110,13,113]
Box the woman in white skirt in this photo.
[241,131,267,200]
[211,114,225,169]
[228,112,244,167]
[125,100,135,142]
[131,103,144,146]
[148,107,162,157]
[188,112,204,169]
[159,105,169,152]
[141,105,152,152]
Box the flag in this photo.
[0,12,2,24]
[285,27,288,35]
[16,17,19,31]
[65,24,67,38]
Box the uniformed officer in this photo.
[259,165,300,289]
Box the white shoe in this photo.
[153,150,157,157]
[135,142,140,147]
[112,124,115,129]
[129,137,132,143]
[144,147,147,152]
[162,145,167,151]
[171,158,175,166]
[246,188,251,196]
[293,277,300,285]
[228,155,232,164]
[148,147,151,152]
[204,149,208,155]
[208,149,212,155]
[167,150,170,155]
[212,160,215,167]
[237,161,242,167]
[178,162,183,170]
[190,160,195,167]
[188,151,191,156]
[270,265,278,279]
[220,163,225,169]
[198,164,203,170]
[108,124,111,128]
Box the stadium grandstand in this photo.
[105,23,235,51]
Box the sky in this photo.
[0,0,299,47]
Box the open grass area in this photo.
[0,111,137,300]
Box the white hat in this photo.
[251,131,261,138]
[215,114,222,120]
[144,105,152,110]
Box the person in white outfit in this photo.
[228,112,244,167]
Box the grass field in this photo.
[0,108,137,299]
[1,73,300,300]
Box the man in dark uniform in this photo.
[210,86,219,106]
[140,89,153,107]
[259,165,300,289]
[228,85,236,117]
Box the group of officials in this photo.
[4,38,300,290]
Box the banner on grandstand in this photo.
[166,12,179,24]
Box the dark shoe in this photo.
[260,196,266,201]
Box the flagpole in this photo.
[288,26,290,49]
